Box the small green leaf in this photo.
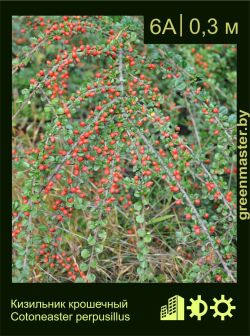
[136,215,144,223]
[81,249,90,258]
[140,260,148,269]
[137,228,145,237]
[98,230,107,240]
[90,259,97,269]
[21,88,29,96]
[137,241,145,249]
[175,82,186,91]
[143,233,152,243]
[79,262,88,271]
[39,225,48,232]
[22,161,30,169]
[134,202,142,211]
[87,273,96,282]
[228,114,236,124]
[15,259,23,269]
[95,243,103,254]
[219,106,228,115]
[149,214,174,224]
[75,277,86,283]
[87,235,96,246]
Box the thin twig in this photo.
[185,144,235,217]
[12,36,49,75]
[12,58,69,121]
[37,264,60,283]
[185,96,201,150]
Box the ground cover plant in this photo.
[12,16,237,283]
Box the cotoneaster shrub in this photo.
[12,16,237,283]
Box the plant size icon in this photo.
[160,295,185,321]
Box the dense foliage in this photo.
[12,16,237,283]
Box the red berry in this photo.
[193,225,201,235]
[215,274,222,282]
[55,174,62,181]
[194,199,201,206]
[185,213,192,220]
[209,226,215,234]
